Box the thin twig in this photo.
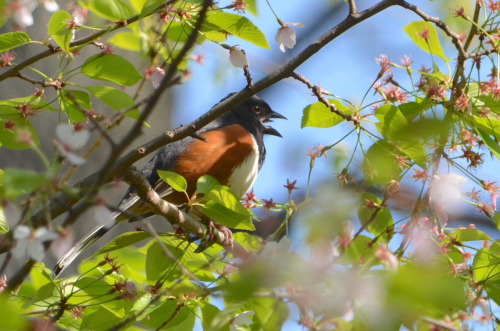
[348,0,357,15]
[291,72,358,123]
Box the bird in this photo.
[54,94,286,276]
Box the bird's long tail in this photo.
[54,224,112,277]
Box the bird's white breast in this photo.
[226,135,260,198]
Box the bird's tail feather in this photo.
[54,225,112,277]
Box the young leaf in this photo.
[48,11,74,54]
[0,168,46,199]
[0,32,31,52]
[202,201,255,231]
[0,107,41,150]
[450,228,492,242]
[357,192,394,241]
[206,185,251,216]
[404,21,450,62]
[141,0,167,16]
[81,54,142,86]
[59,90,92,123]
[363,140,403,185]
[476,128,500,160]
[196,175,220,195]
[108,31,142,51]
[157,170,187,193]
[0,207,9,234]
[206,12,270,49]
[82,0,136,22]
[301,99,351,128]
[92,232,152,257]
[85,86,135,110]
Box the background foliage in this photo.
[0,0,499,330]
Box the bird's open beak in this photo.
[263,126,282,137]
[263,111,286,137]
[264,111,287,123]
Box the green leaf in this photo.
[0,32,31,52]
[141,301,196,330]
[474,116,500,137]
[82,0,136,21]
[108,31,142,51]
[157,170,187,193]
[357,192,393,241]
[59,90,92,123]
[450,228,492,242]
[404,21,449,62]
[196,175,220,195]
[495,212,500,231]
[233,232,263,253]
[363,140,403,185]
[301,99,351,128]
[81,54,142,86]
[206,185,251,216]
[0,169,46,199]
[389,264,466,315]
[375,104,428,167]
[0,207,9,234]
[206,12,270,49]
[48,11,74,54]
[0,295,29,330]
[202,200,255,231]
[141,0,167,16]
[0,107,41,150]
[93,232,151,257]
[476,128,500,160]
[85,86,135,110]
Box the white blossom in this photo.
[54,124,89,165]
[41,0,59,12]
[230,311,255,331]
[13,225,58,261]
[275,22,304,52]
[229,46,248,68]
[150,66,165,89]
[429,174,467,206]
[11,0,37,27]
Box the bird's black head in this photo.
[225,94,286,137]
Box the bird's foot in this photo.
[196,220,233,252]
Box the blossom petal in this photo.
[27,240,45,261]
[13,225,30,239]
[229,47,248,68]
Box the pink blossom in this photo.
[10,0,36,27]
[275,22,304,52]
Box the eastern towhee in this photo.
[54,94,285,275]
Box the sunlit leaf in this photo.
[196,175,220,195]
[59,90,92,123]
[85,85,136,110]
[157,170,187,193]
[92,232,152,257]
[48,11,74,54]
[206,12,270,49]
[203,201,255,231]
[82,0,136,21]
[404,21,449,62]
[363,140,403,185]
[81,54,142,86]
[0,32,30,52]
[108,31,142,51]
[301,99,351,128]
[0,168,46,199]
[357,192,394,241]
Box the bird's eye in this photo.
[252,105,262,114]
